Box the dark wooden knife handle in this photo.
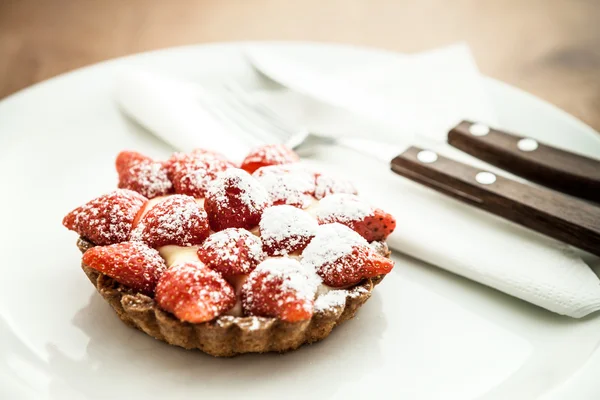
[448,121,600,203]
[390,146,600,256]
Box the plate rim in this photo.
[1,40,599,398]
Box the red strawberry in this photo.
[302,223,394,287]
[204,168,271,231]
[197,228,265,278]
[241,258,319,322]
[131,195,210,248]
[259,205,318,256]
[252,164,316,208]
[63,189,147,245]
[116,151,148,175]
[351,208,396,242]
[155,262,236,323]
[167,152,235,198]
[315,194,396,242]
[82,241,167,296]
[314,173,358,199]
[116,151,173,199]
[241,144,300,174]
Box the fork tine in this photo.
[216,91,289,143]
[221,82,306,142]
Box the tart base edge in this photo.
[77,237,387,357]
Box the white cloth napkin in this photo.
[114,44,600,318]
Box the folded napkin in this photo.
[115,44,600,318]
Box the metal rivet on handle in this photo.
[469,123,490,136]
[517,138,539,152]
[417,150,438,163]
[476,171,497,185]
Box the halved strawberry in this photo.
[63,189,147,245]
[116,151,173,199]
[204,168,271,231]
[252,164,316,209]
[315,194,396,242]
[197,228,265,278]
[301,223,394,287]
[352,208,396,242]
[155,262,236,323]
[167,152,235,198]
[259,205,318,256]
[82,241,167,296]
[314,173,358,199]
[240,144,300,174]
[131,195,210,248]
[241,258,319,322]
[116,150,148,175]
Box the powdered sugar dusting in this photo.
[134,195,209,247]
[315,194,373,223]
[119,160,173,199]
[168,153,234,198]
[242,257,321,317]
[253,164,316,208]
[254,258,321,300]
[314,174,358,199]
[63,189,146,245]
[259,205,318,255]
[301,223,368,270]
[314,289,348,312]
[208,169,270,212]
[198,228,265,276]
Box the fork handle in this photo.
[390,146,600,256]
[448,120,600,203]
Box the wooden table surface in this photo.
[1,0,599,131]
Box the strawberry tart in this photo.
[63,144,396,356]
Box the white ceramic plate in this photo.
[1,42,599,400]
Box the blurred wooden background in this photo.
[1,0,599,130]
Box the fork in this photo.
[197,81,396,160]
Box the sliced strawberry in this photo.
[82,241,167,296]
[155,262,236,323]
[315,193,396,241]
[252,164,316,208]
[63,189,147,245]
[116,151,173,199]
[241,144,300,174]
[259,205,318,256]
[314,173,358,199]
[302,223,394,287]
[197,228,265,278]
[131,195,210,248]
[241,258,319,322]
[167,152,235,198]
[204,168,271,231]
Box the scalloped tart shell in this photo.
[77,237,388,357]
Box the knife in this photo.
[245,48,600,203]
[244,49,600,256]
